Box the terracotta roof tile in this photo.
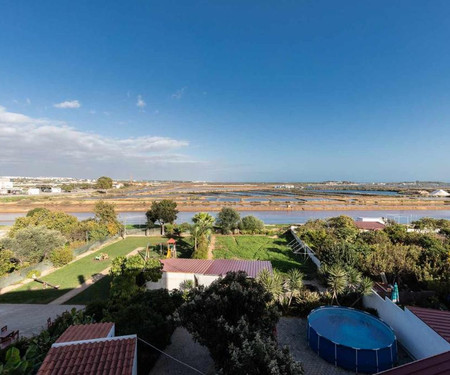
[376,350,450,375]
[161,259,214,274]
[161,259,272,278]
[354,221,386,230]
[56,323,114,343]
[407,306,450,343]
[37,337,136,375]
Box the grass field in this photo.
[0,237,165,304]
[213,234,316,275]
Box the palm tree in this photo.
[191,212,215,250]
[257,269,283,304]
[327,264,348,305]
[285,269,304,309]
[351,276,373,307]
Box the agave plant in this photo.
[326,264,348,305]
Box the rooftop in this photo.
[354,221,386,230]
[376,350,450,375]
[38,336,137,375]
[161,259,272,278]
[407,306,450,343]
[55,322,114,343]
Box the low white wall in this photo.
[363,292,450,359]
[147,272,220,290]
[289,228,321,268]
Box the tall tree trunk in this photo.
[160,221,165,236]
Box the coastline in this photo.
[1,202,450,214]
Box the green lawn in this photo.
[0,237,165,304]
[213,234,316,275]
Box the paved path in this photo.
[207,235,216,260]
[150,327,215,375]
[49,247,144,305]
[0,304,85,337]
[277,317,353,375]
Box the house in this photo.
[27,188,40,195]
[50,187,61,193]
[37,323,137,375]
[375,350,450,374]
[354,221,386,231]
[0,178,13,190]
[147,259,273,290]
[430,189,450,197]
[356,217,385,224]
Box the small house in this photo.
[147,259,272,290]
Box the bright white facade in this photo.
[27,188,40,195]
[356,217,385,224]
[430,189,450,197]
[51,187,62,193]
[0,178,13,190]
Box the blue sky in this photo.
[1,1,450,181]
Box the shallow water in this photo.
[2,209,450,225]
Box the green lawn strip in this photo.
[213,235,316,275]
[0,237,164,304]
[65,275,112,305]
[65,236,194,305]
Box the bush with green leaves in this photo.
[109,254,163,301]
[239,215,265,234]
[177,271,294,373]
[49,247,74,267]
[0,249,16,277]
[1,226,66,264]
[218,321,303,375]
[216,207,240,234]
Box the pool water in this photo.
[309,308,394,349]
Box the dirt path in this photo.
[207,235,216,260]
[49,247,144,305]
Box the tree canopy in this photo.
[146,200,178,235]
[216,207,240,234]
[96,176,113,189]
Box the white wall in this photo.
[363,292,450,359]
[146,272,220,290]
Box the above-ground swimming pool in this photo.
[307,306,397,373]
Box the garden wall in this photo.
[289,227,321,269]
[363,291,450,359]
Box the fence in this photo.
[289,227,321,269]
[363,291,450,359]
[0,235,118,291]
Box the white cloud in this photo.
[0,106,202,179]
[136,95,146,108]
[54,100,81,109]
[171,87,186,99]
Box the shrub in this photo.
[49,247,74,267]
[0,249,16,276]
[26,270,41,279]
[239,215,264,233]
[177,271,280,370]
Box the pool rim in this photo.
[307,305,397,351]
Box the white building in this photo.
[430,189,450,197]
[27,188,40,195]
[356,217,385,224]
[147,259,273,290]
[0,178,13,190]
[51,187,62,193]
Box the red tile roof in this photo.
[162,259,214,274]
[161,259,272,278]
[38,337,136,375]
[55,323,114,343]
[376,350,450,375]
[407,306,450,343]
[354,221,386,230]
